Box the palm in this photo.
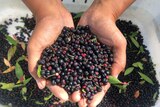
[27,7,81,101]
[78,10,127,107]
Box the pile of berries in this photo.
[38,26,113,102]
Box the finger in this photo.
[88,83,110,107]
[47,81,69,102]
[64,14,75,28]
[27,18,63,89]
[111,27,127,77]
[77,15,87,26]
[94,22,126,77]
[56,1,75,28]
[70,90,81,102]
[27,44,46,89]
[111,63,125,78]
[78,98,88,107]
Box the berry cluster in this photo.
[38,26,113,102]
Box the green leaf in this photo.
[73,12,83,19]
[23,77,32,85]
[21,87,27,100]
[137,50,141,55]
[137,45,145,54]
[16,55,26,63]
[124,67,134,76]
[139,80,145,85]
[35,101,44,105]
[6,35,18,46]
[0,82,15,91]
[115,84,128,93]
[132,62,139,67]
[82,89,86,93]
[130,31,138,37]
[138,72,154,85]
[7,46,17,61]
[153,92,158,101]
[140,46,144,53]
[13,84,23,88]
[37,65,42,78]
[22,96,27,101]
[90,38,97,42]
[21,87,27,95]
[19,42,26,51]
[123,84,128,89]
[130,36,140,48]
[141,57,147,62]
[132,62,143,70]
[114,84,127,89]
[44,94,53,101]
[28,87,36,99]
[119,89,122,93]
[15,62,24,79]
[108,76,122,84]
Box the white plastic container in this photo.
[0,0,160,107]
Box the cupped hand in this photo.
[78,1,127,107]
[27,1,80,102]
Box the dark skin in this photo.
[23,0,135,106]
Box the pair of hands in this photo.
[26,0,129,106]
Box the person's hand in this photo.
[24,0,80,102]
[78,0,134,106]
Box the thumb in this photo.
[77,15,88,26]
[111,63,125,78]
[27,44,46,89]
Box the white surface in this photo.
[0,0,160,107]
